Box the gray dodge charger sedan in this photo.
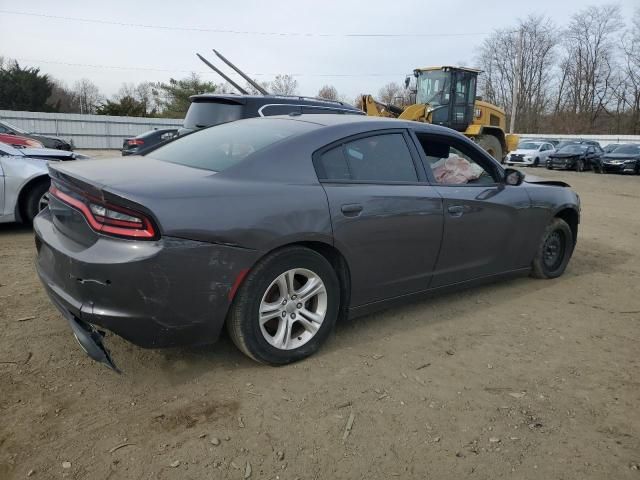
[34,115,580,370]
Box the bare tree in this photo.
[478,15,558,132]
[72,78,102,114]
[558,5,623,131]
[619,7,640,133]
[317,85,339,101]
[270,74,298,95]
[47,79,80,113]
[116,81,160,115]
[378,82,403,104]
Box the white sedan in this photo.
[0,142,88,224]
[505,141,555,167]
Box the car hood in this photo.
[523,174,570,187]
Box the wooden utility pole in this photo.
[509,28,524,134]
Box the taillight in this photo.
[127,139,145,146]
[49,185,157,240]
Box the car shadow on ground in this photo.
[0,223,32,235]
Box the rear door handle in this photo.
[447,205,465,217]
[341,204,363,216]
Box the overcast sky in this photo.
[1,0,637,102]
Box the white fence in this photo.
[520,133,640,146]
[0,110,183,149]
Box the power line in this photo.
[13,58,407,78]
[0,9,492,38]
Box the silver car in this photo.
[0,142,87,224]
[505,141,556,167]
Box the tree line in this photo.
[1,3,638,134]
[0,57,303,118]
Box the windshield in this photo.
[518,142,542,150]
[183,101,243,130]
[148,118,316,172]
[611,144,640,154]
[1,121,28,134]
[416,70,451,106]
[558,145,587,154]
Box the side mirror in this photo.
[504,168,525,186]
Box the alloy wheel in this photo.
[38,192,50,212]
[259,268,327,350]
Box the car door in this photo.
[410,131,532,288]
[314,130,444,307]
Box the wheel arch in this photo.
[14,174,50,223]
[554,207,579,245]
[234,240,352,322]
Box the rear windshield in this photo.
[148,118,316,172]
[183,101,243,129]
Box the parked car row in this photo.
[506,138,639,175]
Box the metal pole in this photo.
[196,53,249,94]
[509,28,523,134]
[213,49,270,95]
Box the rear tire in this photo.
[23,179,50,224]
[227,246,340,365]
[530,218,574,279]
[477,135,503,162]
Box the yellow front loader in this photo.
[361,66,519,160]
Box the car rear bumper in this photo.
[34,208,256,349]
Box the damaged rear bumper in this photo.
[34,208,257,368]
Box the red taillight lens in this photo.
[49,185,156,240]
[127,139,145,146]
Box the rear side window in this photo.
[316,133,418,183]
[149,118,315,172]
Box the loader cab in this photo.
[414,66,479,132]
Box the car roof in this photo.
[190,93,358,109]
[275,113,450,131]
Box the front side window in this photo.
[316,133,418,183]
[415,134,497,185]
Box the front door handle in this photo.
[341,204,363,217]
[447,205,465,217]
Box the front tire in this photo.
[477,135,503,162]
[530,218,574,279]
[533,157,540,167]
[227,246,340,365]
[575,159,585,172]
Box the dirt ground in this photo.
[1,163,639,480]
